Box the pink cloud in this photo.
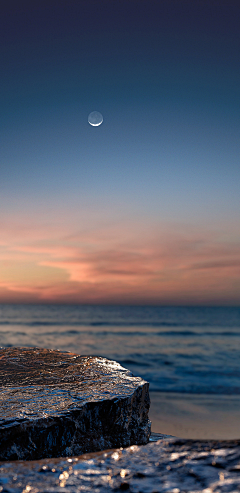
[189,259,240,270]
[0,214,239,304]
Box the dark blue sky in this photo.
[0,0,240,304]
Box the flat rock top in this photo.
[0,347,146,423]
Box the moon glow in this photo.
[88,111,103,126]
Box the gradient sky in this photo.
[0,0,239,304]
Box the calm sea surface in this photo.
[1,304,240,437]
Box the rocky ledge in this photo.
[0,347,150,461]
[1,436,240,492]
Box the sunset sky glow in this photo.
[1,0,240,305]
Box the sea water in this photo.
[1,304,240,439]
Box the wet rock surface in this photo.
[0,347,150,460]
[1,435,240,492]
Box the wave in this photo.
[149,388,240,395]
[0,321,205,327]
[118,358,152,367]
[1,323,240,339]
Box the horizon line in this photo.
[0,302,239,308]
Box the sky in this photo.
[0,0,239,305]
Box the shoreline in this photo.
[149,391,240,440]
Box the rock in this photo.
[1,435,240,492]
[0,347,151,460]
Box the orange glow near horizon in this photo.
[0,214,239,305]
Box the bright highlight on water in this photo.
[88,111,103,126]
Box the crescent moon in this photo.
[88,111,103,126]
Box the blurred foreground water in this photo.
[1,304,240,439]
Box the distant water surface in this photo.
[1,304,240,438]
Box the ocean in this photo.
[1,304,240,439]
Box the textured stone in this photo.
[0,347,150,460]
[1,435,240,492]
